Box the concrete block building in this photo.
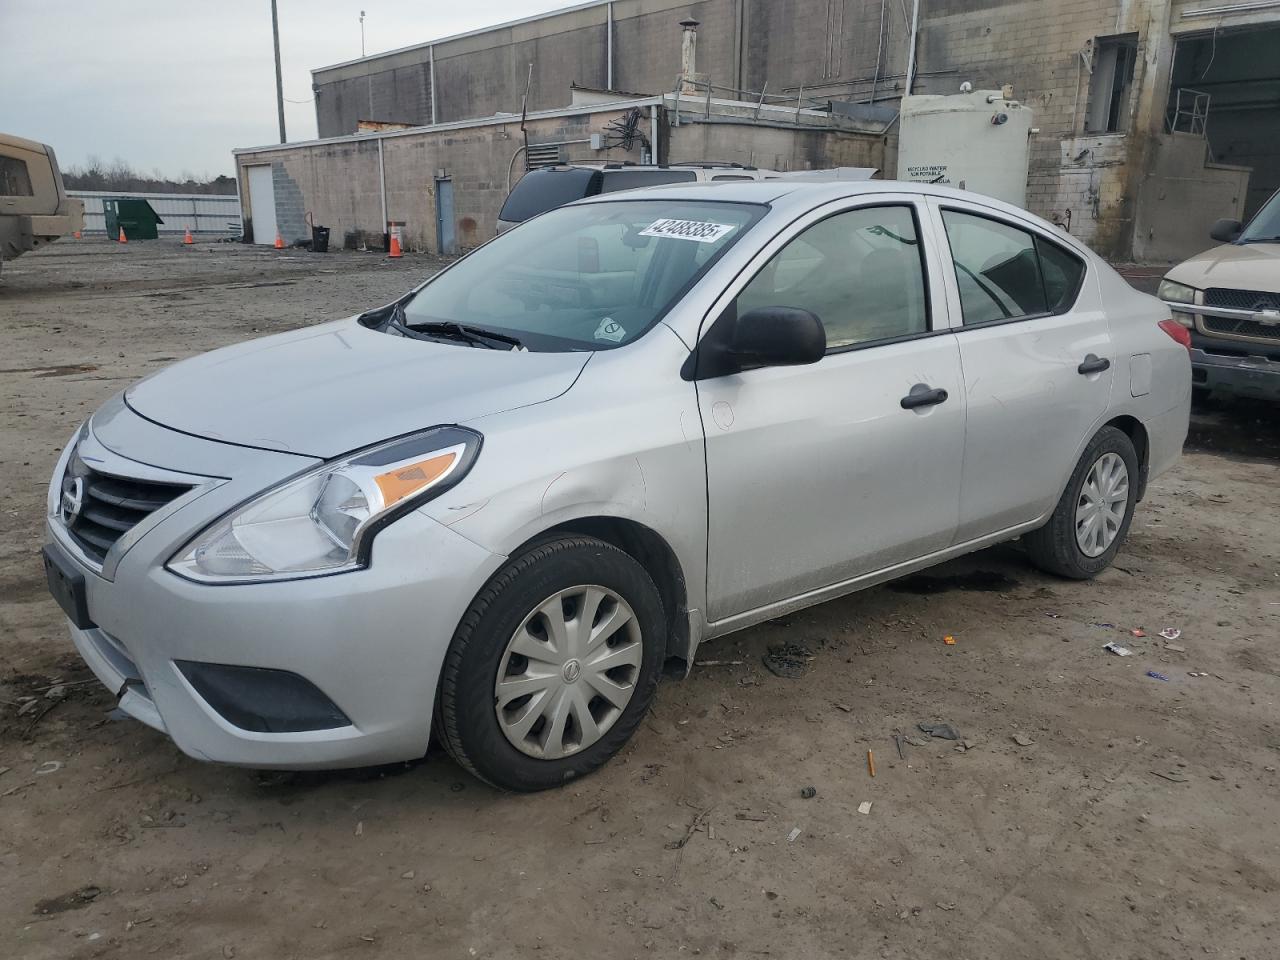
[234,0,1280,261]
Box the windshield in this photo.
[400,199,765,351]
[1240,189,1280,243]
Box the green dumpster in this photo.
[104,198,164,240]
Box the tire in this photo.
[1023,426,1139,580]
[435,536,665,792]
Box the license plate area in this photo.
[42,544,95,630]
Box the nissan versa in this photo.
[43,181,1191,791]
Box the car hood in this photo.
[124,318,589,458]
[1166,241,1280,293]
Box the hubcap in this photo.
[494,585,643,760]
[1075,452,1129,557]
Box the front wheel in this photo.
[1023,426,1139,579]
[435,536,666,792]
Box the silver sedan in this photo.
[43,181,1191,790]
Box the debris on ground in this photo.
[735,812,769,822]
[893,733,905,759]
[867,751,876,777]
[1159,628,1182,641]
[786,827,802,842]
[1151,769,1190,783]
[696,659,744,667]
[1146,671,1170,682]
[857,801,873,815]
[800,786,817,799]
[1103,642,1133,657]
[1011,733,1035,747]
[1164,642,1186,653]
[1130,628,1147,638]
[34,760,62,776]
[943,635,956,645]
[762,643,815,679]
[918,722,961,741]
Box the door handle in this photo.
[900,384,949,410]
[1077,354,1111,375]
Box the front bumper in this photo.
[48,406,505,769]
[1188,345,1280,401]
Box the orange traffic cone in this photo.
[274,231,284,250]
[388,231,402,259]
[183,226,194,245]
[118,227,127,244]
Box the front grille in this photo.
[1203,315,1280,342]
[61,457,190,564]
[1204,288,1280,311]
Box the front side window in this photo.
[400,199,764,351]
[943,210,1085,325]
[735,205,929,349]
[0,156,34,197]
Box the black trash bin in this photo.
[311,225,331,253]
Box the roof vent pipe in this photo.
[680,17,706,95]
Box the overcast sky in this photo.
[1,1,582,178]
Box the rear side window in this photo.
[942,210,1085,325]
[499,168,600,223]
[0,156,33,196]
[1036,237,1087,311]
[600,169,697,192]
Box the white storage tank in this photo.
[896,86,1034,208]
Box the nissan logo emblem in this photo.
[60,475,86,526]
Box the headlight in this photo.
[168,427,481,583]
[1157,279,1197,304]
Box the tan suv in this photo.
[1,133,84,276]
[1159,189,1280,401]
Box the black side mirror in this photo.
[683,305,826,380]
[1210,218,1243,243]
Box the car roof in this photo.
[570,179,1090,253]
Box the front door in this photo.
[697,200,966,622]
[928,202,1114,542]
[436,177,457,255]
[246,164,276,246]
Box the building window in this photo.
[1085,35,1138,134]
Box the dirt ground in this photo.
[2,240,1278,960]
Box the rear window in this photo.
[600,169,697,192]
[0,156,33,197]
[499,168,601,224]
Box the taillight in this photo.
[1159,319,1192,349]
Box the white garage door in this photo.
[246,164,277,245]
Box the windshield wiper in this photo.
[388,306,523,350]
[1242,236,1280,244]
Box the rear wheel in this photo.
[1023,426,1139,579]
[435,536,665,792]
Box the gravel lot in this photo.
[2,240,1278,960]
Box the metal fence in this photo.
[68,191,242,238]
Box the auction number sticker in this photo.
[639,218,737,243]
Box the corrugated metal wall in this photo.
[68,191,242,237]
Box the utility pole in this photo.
[271,0,287,143]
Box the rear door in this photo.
[925,199,1111,542]
[696,196,966,621]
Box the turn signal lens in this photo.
[1158,319,1192,349]
[374,452,457,506]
